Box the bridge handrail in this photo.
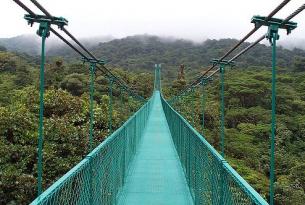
[161,94,268,205]
[30,94,154,205]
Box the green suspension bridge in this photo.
[11,0,305,204]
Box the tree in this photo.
[14,65,32,87]
[293,56,305,72]
[0,52,17,72]
[60,73,88,96]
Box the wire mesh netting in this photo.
[161,96,268,205]
[31,98,153,205]
[30,67,269,205]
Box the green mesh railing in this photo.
[161,95,268,205]
[31,98,153,205]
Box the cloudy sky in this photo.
[1,0,304,42]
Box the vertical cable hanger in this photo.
[251,15,297,205]
[24,13,68,197]
[82,58,105,151]
[211,59,234,157]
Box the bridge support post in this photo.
[24,14,68,197]
[201,79,206,133]
[191,87,195,126]
[82,58,105,152]
[211,59,234,158]
[82,58,104,204]
[251,15,297,205]
[37,24,47,198]
[108,77,114,134]
[120,87,124,125]
[269,26,278,205]
[89,63,95,151]
[220,65,225,157]
[89,64,96,151]
[154,65,157,90]
[154,64,162,91]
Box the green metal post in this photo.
[191,88,195,126]
[250,15,297,205]
[89,63,95,151]
[158,65,160,91]
[37,23,48,196]
[154,66,157,90]
[24,13,68,199]
[120,87,124,125]
[220,65,225,157]
[269,25,278,205]
[82,58,104,152]
[211,60,233,158]
[201,80,206,132]
[109,78,114,134]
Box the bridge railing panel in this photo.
[161,94,268,205]
[31,96,153,205]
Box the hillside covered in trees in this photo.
[0,35,305,204]
[164,67,305,205]
[0,48,153,204]
[2,35,305,79]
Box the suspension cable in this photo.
[203,4,305,82]
[171,1,305,99]
[283,4,305,24]
[171,0,292,99]
[50,28,88,58]
[28,0,144,100]
[13,0,145,100]
[197,0,291,79]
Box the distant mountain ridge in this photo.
[1,34,304,56]
[1,34,305,79]
[0,35,40,55]
[85,35,305,72]
[0,34,114,56]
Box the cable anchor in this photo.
[24,14,68,38]
[251,15,297,45]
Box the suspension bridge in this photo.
[10,0,305,204]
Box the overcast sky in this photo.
[1,0,304,42]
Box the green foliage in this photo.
[0,73,16,106]
[172,79,187,94]
[45,36,305,82]
[227,156,269,197]
[0,51,17,72]
[275,174,305,205]
[226,107,269,128]
[15,65,33,88]
[237,123,270,141]
[0,84,147,204]
[293,56,305,72]
[0,50,153,204]
[169,68,305,205]
[60,73,88,96]
[1,40,304,204]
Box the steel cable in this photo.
[172,0,292,98]
[13,0,145,100]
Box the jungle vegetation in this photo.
[0,36,305,204]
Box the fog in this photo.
[0,0,304,43]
